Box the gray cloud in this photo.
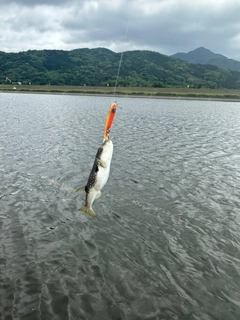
[1,0,240,61]
[1,0,72,6]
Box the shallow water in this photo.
[1,92,240,319]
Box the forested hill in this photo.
[171,47,240,72]
[1,47,240,89]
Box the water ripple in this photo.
[1,93,240,319]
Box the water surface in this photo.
[1,93,240,319]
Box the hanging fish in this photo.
[75,139,113,218]
[76,102,117,217]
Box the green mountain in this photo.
[1,47,240,89]
[171,47,240,72]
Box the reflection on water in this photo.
[1,93,240,319]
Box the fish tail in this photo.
[78,205,96,218]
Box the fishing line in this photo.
[113,16,130,97]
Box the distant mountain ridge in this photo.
[171,47,240,71]
[1,47,240,89]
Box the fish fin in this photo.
[75,186,85,193]
[98,159,107,168]
[78,206,96,218]
[95,191,101,200]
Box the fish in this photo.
[103,102,117,140]
[76,138,113,217]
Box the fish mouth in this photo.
[103,137,112,143]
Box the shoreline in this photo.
[1,88,240,102]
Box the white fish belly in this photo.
[94,166,110,191]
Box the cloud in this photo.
[0,0,240,61]
[1,0,70,6]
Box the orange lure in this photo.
[103,102,117,140]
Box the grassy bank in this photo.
[1,84,240,100]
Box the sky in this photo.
[1,0,240,60]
